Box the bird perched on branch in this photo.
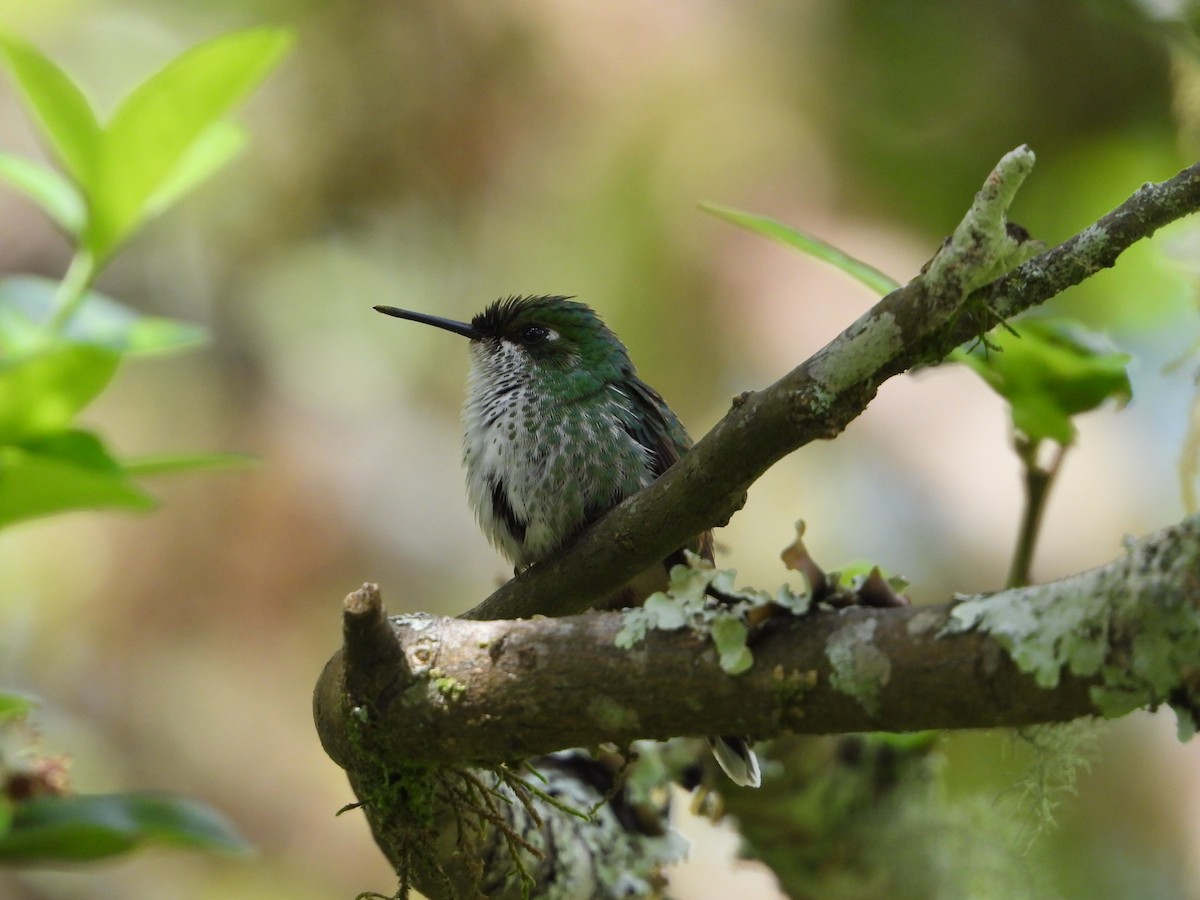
[376,295,760,788]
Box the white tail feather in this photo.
[709,737,761,788]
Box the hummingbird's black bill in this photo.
[374,305,482,339]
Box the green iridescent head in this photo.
[375,295,635,391]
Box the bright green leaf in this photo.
[141,120,247,221]
[700,202,902,296]
[0,691,37,723]
[0,276,207,356]
[0,437,155,528]
[0,345,120,442]
[0,153,85,234]
[21,429,124,470]
[952,317,1132,445]
[0,34,101,187]
[86,27,293,260]
[0,792,250,862]
[122,452,256,478]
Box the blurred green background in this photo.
[1,0,1198,897]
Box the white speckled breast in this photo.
[461,339,653,568]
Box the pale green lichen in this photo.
[924,145,1038,294]
[1006,721,1101,850]
[613,553,810,676]
[946,580,1107,689]
[711,613,752,675]
[826,618,891,717]
[944,518,1200,739]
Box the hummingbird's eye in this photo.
[519,325,551,345]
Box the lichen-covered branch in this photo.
[316,517,1200,896]
[465,150,1200,621]
[318,516,1200,771]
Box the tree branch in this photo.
[315,514,1200,898]
[317,515,1200,770]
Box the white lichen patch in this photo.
[905,607,944,637]
[946,580,1106,689]
[826,617,891,717]
[471,761,688,899]
[807,310,904,390]
[944,517,1200,739]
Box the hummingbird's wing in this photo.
[621,380,758,787]
[618,377,714,563]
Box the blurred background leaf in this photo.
[0,154,83,235]
[0,33,101,187]
[0,793,250,863]
[85,27,292,260]
[0,345,119,440]
[700,202,902,295]
[0,694,37,724]
[0,276,208,355]
[953,318,1134,446]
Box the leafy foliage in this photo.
[0,28,289,865]
[951,317,1132,446]
[0,793,249,863]
[615,554,810,675]
[0,29,290,262]
[699,202,902,295]
[0,30,288,526]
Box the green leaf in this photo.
[0,691,37,723]
[952,317,1132,445]
[122,452,256,478]
[0,345,120,442]
[0,34,101,187]
[0,792,250,862]
[141,120,247,221]
[0,433,155,528]
[700,203,902,296]
[86,27,293,260]
[0,153,85,234]
[0,276,207,356]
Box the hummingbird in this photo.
[375,295,760,788]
